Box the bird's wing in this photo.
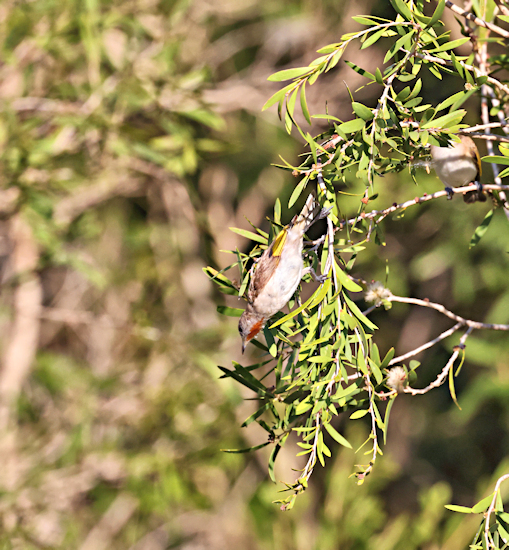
[472,142,482,178]
[247,229,287,303]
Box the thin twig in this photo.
[388,295,509,331]
[444,0,509,39]
[485,473,509,549]
[388,321,464,365]
[403,327,472,395]
[463,121,509,133]
[413,51,509,95]
[337,184,509,230]
[467,133,509,143]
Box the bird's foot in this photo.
[445,186,454,200]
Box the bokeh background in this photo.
[1,0,509,548]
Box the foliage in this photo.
[207,0,509,523]
[2,0,509,547]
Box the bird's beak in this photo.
[241,341,246,354]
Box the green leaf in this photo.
[380,348,395,369]
[481,155,509,165]
[309,278,332,307]
[337,118,366,135]
[222,441,271,453]
[420,110,466,129]
[448,358,461,410]
[350,409,369,420]
[352,102,374,120]
[345,60,375,80]
[203,266,239,295]
[444,504,474,513]
[471,493,495,514]
[241,403,271,427]
[344,295,378,331]
[428,64,443,79]
[300,83,311,125]
[268,444,281,482]
[288,175,309,209]
[263,325,278,357]
[217,306,243,317]
[317,43,341,54]
[262,91,284,112]
[361,28,389,50]
[274,198,281,225]
[427,0,445,27]
[287,88,299,120]
[469,209,494,249]
[335,262,364,291]
[269,293,315,329]
[324,423,353,448]
[268,67,313,82]
[428,37,470,52]
[383,398,395,445]
[436,90,472,112]
[352,16,380,25]
[295,400,313,415]
[218,363,273,395]
[305,132,318,165]
[389,0,414,20]
[229,227,268,244]
[384,29,416,64]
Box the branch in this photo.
[467,133,509,144]
[403,327,473,395]
[414,51,509,95]
[463,122,509,133]
[485,473,509,549]
[388,294,509,331]
[444,0,509,39]
[337,184,509,230]
[388,321,464,365]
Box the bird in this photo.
[430,135,486,203]
[238,194,329,353]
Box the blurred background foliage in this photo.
[0,0,508,548]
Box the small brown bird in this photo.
[430,135,486,203]
[238,194,329,353]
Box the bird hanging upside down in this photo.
[430,135,486,203]
[238,194,330,353]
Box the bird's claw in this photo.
[445,187,454,200]
[314,273,328,284]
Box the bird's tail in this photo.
[290,194,330,234]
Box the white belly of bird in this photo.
[432,152,477,187]
[253,246,303,318]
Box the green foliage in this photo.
[208,0,509,522]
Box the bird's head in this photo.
[238,308,265,354]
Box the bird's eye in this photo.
[238,324,243,334]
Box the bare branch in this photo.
[388,321,464,365]
[388,295,509,331]
[414,51,509,95]
[445,0,509,39]
[337,184,509,230]
[404,328,473,395]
